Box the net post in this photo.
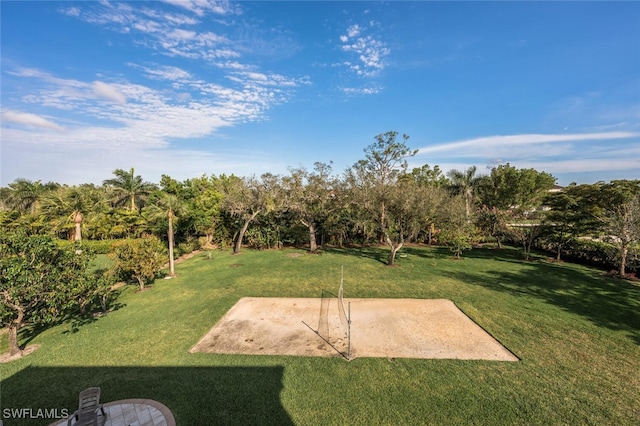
[347,301,351,361]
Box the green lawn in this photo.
[2,246,639,425]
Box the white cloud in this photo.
[345,24,361,38]
[3,62,305,153]
[339,22,390,77]
[65,1,239,66]
[341,86,382,96]
[134,64,192,81]
[2,110,65,132]
[92,81,127,104]
[517,158,640,174]
[417,132,640,155]
[413,131,640,184]
[161,0,240,17]
[0,133,282,185]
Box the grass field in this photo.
[1,246,639,425]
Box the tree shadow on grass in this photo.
[323,244,455,265]
[17,294,126,351]
[442,255,640,344]
[1,366,293,426]
[322,246,388,265]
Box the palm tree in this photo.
[447,166,480,221]
[103,168,157,211]
[41,185,107,241]
[4,179,59,213]
[144,193,185,277]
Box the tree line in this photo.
[2,131,639,357]
[1,131,638,269]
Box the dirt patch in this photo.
[190,298,518,361]
[0,344,41,363]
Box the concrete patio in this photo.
[50,399,175,426]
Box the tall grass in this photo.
[1,246,639,425]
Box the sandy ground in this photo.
[190,298,518,361]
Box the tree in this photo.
[406,164,449,188]
[3,178,59,213]
[439,196,476,259]
[447,166,481,221]
[145,192,186,277]
[476,164,556,258]
[595,181,640,276]
[103,167,157,211]
[508,214,547,260]
[40,185,108,241]
[348,131,421,266]
[284,162,337,253]
[185,175,224,247]
[475,205,510,249]
[110,236,166,291]
[0,231,100,357]
[476,163,556,214]
[542,186,592,260]
[223,174,282,254]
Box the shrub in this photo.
[175,237,202,257]
[537,237,639,273]
[109,236,166,291]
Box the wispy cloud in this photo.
[3,57,308,155]
[61,1,240,66]
[92,81,127,104]
[416,132,640,182]
[417,132,639,155]
[161,0,240,17]
[340,86,382,96]
[2,110,65,132]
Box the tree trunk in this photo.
[388,242,403,266]
[556,245,561,261]
[8,323,22,357]
[619,244,628,276]
[73,211,83,242]
[234,211,260,254]
[522,241,528,260]
[308,222,318,253]
[465,197,471,223]
[136,275,145,291]
[168,209,175,276]
[495,236,502,249]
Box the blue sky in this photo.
[2,1,639,186]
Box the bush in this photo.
[109,236,166,290]
[175,237,202,257]
[56,238,121,254]
[538,238,638,273]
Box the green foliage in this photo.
[57,238,120,254]
[175,237,203,257]
[438,224,476,258]
[0,230,112,355]
[438,195,477,258]
[109,236,167,290]
[477,163,556,212]
[547,238,639,274]
[406,163,450,187]
[475,206,510,248]
[103,167,157,211]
